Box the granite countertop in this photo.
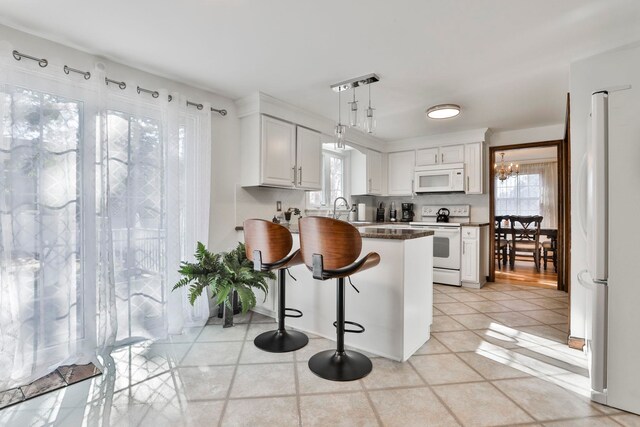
[461,222,490,227]
[235,223,434,240]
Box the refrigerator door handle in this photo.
[577,154,588,239]
[578,270,608,396]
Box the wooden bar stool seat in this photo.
[298,217,380,381]
[244,219,309,353]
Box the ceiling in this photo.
[498,147,557,163]
[1,0,640,141]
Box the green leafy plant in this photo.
[172,242,275,315]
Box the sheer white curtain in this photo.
[0,53,212,390]
[517,161,558,228]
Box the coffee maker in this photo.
[401,203,414,222]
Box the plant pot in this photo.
[217,290,241,320]
[222,297,234,328]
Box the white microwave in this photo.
[414,163,465,193]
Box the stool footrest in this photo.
[332,320,365,334]
[284,308,303,318]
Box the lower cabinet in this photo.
[460,225,489,288]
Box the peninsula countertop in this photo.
[235,223,434,240]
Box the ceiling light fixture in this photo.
[426,104,461,119]
[331,73,380,143]
[495,152,519,181]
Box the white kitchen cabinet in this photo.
[415,145,464,166]
[240,114,322,189]
[261,115,297,187]
[440,144,465,164]
[351,148,383,195]
[461,225,489,288]
[464,142,484,194]
[387,151,416,196]
[416,147,439,166]
[295,126,323,190]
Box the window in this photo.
[308,150,346,208]
[495,173,542,217]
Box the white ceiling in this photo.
[1,0,640,141]
[497,147,557,163]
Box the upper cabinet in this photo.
[387,150,416,196]
[464,142,484,194]
[296,126,323,190]
[351,148,383,196]
[240,114,322,190]
[416,144,464,166]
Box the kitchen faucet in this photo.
[332,197,351,220]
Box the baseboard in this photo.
[568,336,585,350]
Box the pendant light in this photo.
[348,88,359,127]
[335,89,346,149]
[365,84,376,134]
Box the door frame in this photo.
[488,139,566,290]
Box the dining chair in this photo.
[494,215,509,268]
[509,215,543,271]
[542,239,558,272]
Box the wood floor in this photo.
[494,258,558,289]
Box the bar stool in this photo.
[298,217,380,381]
[244,219,309,353]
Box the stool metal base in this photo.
[308,349,372,381]
[254,329,309,353]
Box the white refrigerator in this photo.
[578,88,640,415]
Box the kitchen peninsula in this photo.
[236,223,434,361]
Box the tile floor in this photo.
[2,282,640,426]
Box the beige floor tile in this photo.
[523,310,568,325]
[457,352,531,380]
[549,323,570,333]
[208,311,253,325]
[222,396,299,427]
[245,323,281,339]
[434,302,478,315]
[517,325,568,344]
[493,377,603,421]
[197,324,249,342]
[369,387,460,427]
[180,342,243,366]
[410,354,483,385]
[158,327,203,344]
[501,290,545,299]
[433,306,445,315]
[249,311,277,323]
[486,311,543,327]
[292,337,335,362]
[432,315,468,332]
[528,298,569,310]
[229,363,295,398]
[464,300,513,313]
[361,357,424,389]
[299,392,378,427]
[434,293,459,303]
[611,413,640,426]
[414,337,450,355]
[434,285,468,294]
[449,292,488,302]
[175,366,235,400]
[478,291,518,301]
[450,313,496,330]
[542,416,622,426]
[433,381,534,426]
[433,331,491,352]
[295,363,362,394]
[238,340,295,364]
[142,400,226,427]
[496,299,546,311]
[530,289,569,298]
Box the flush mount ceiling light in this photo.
[426,104,461,119]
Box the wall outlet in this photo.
[276,201,282,211]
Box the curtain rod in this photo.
[11,48,228,117]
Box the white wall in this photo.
[569,42,640,340]
[0,23,241,254]
[489,124,565,147]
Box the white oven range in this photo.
[410,205,470,286]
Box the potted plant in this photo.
[172,242,275,327]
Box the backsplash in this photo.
[235,185,306,226]
[368,193,489,223]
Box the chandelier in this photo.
[331,73,380,147]
[495,152,519,181]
